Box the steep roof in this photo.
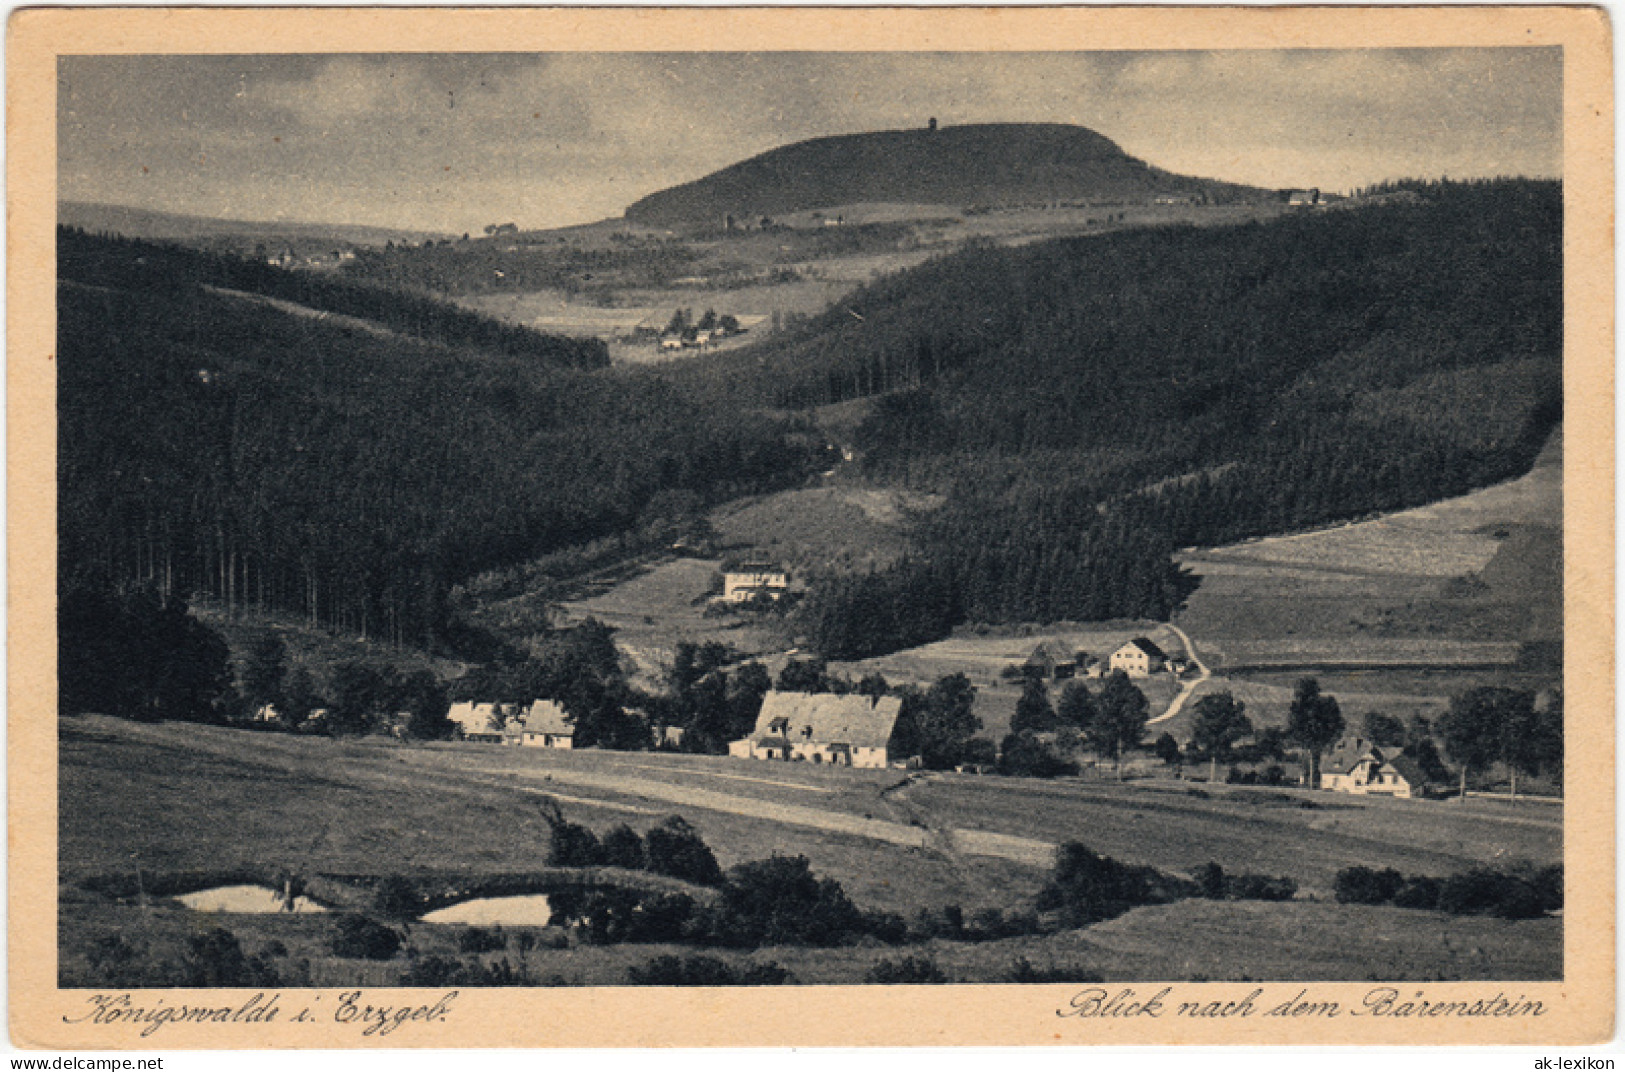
[745,691,903,749]
[1115,637,1166,659]
[447,701,505,736]
[1026,639,1076,667]
[1384,754,1431,787]
[1322,736,1384,776]
[520,699,573,737]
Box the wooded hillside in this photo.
[736,180,1562,652]
[58,233,826,650]
[625,123,1271,225]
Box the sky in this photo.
[58,49,1562,235]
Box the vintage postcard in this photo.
[8,6,1614,1051]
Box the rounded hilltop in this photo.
[624,121,1271,226]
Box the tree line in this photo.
[59,230,826,652]
[727,180,1560,645]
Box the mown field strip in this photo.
[614,762,839,793]
[463,763,1059,866]
[511,786,661,815]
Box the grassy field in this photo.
[61,715,1561,986]
[1178,428,1561,654]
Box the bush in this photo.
[457,926,507,954]
[997,731,1079,778]
[372,875,423,920]
[182,927,280,987]
[330,914,402,960]
[1004,957,1104,984]
[1392,876,1442,910]
[1228,874,1297,902]
[1194,862,1227,900]
[716,855,864,947]
[644,816,723,886]
[1334,866,1405,905]
[1193,862,1295,901]
[1528,864,1564,912]
[601,824,646,870]
[1438,869,1548,919]
[547,820,604,867]
[865,955,949,984]
[863,910,910,945]
[626,954,793,986]
[1036,842,1178,926]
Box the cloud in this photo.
[58,49,1561,233]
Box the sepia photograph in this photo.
[10,5,1613,1052]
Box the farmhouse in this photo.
[447,701,508,743]
[729,691,903,768]
[1320,737,1428,798]
[1108,637,1167,678]
[722,563,790,603]
[511,699,575,749]
[1025,639,1078,679]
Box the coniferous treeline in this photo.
[58,229,609,369]
[778,180,1560,647]
[59,231,825,650]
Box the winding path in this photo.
[1146,622,1211,726]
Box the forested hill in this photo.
[58,230,827,651]
[59,229,608,369]
[625,123,1271,225]
[758,180,1563,653]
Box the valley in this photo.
[54,124,1567,990]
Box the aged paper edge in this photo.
[8,5,1615,1049]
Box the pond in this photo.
[175,884,328,914]
[419,894,554,926]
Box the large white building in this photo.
[729,691,903,768]
[1108,637,1168,678]
[722,564,789,603]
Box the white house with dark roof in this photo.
[1320,736,1428,798]
[729,691,903,768]
[1108,637,1168,678]
[722,563,790,603]
[514,699,575,749]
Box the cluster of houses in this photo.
[1022,636,1184,680]
[446,700,576,749]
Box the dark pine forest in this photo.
[744,181,1562,655]
[59,179,1562,666]
[58,230,826,649]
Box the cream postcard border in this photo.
[8,6,1615,1048]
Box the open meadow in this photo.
[61,715,1561,986]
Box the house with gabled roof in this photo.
[728,690,903,768]
[1108,637,1167,678]
[513,699,575,749]
[1321,736,1429,798]
[1025,639,1078,680]
[447,701,508,743]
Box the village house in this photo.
[447,701,508,743]
[1108,637,1168,678]
[721,563,790,603]
[1024,639,1078,680]
[511,699,575,749]
[1320,736,1429,798]
[729,691,903,768]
